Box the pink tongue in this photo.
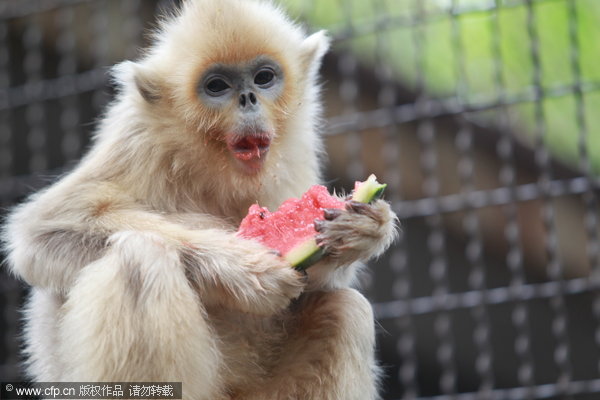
[231,136,269,161]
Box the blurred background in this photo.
[1,0,600,399]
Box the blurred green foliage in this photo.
[282,0,600,174]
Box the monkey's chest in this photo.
[208,309,292,385]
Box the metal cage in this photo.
[1,1,600,399]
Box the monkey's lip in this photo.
[226,134,271,166]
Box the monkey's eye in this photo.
[205,77,231,96]
[254,68,276,88]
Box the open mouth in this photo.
[226,133,272,171]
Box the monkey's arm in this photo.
[3,182,303,314]
[306,199,398,290]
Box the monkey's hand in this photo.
[183,232,306,315]
[315,199,398,268]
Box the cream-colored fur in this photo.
[2,1,397,398]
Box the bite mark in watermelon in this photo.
[237,174,387,270]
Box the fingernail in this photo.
[298,268,308,282]
[346,200,367,213]
[314,219,325,232]
[315,237,324,247]
[323,208,342,220]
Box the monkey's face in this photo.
[197,56,286,175]
[125,0,329,180]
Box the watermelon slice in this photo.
[237,174,387,270]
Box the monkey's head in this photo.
[114,0,330,179]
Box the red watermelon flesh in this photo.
[237,185,345,255]
[237,175,387,269]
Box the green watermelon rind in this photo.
[286,239,325,271]
[352,174,387,203]
[290,174,387,271]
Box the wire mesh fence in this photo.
[1,1,600,399]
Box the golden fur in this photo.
[2,0,397,398]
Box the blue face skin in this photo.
[198,56,284,132]
[198,56,285,173]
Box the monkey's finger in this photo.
[345,200,370,214]
[346,200,383,220]
[315,234,327,247]
[296,268,309,283]
[323,208,342,220]
[313,219,326,232]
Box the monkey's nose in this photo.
[239,92,257,108]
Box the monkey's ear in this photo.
[300,30,330,72]
[112,61,162,104]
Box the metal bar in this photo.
[3,0,560,32]
[324,80,600,136]
[56,5,81,163]
[337,0,364,182]
[412,0,457,394]
[450,1,495,397]
[391,377,600,400]
[0,17,18,380]
[392,176,600,220]
[91,0,110,110]
[0,68,108,111]
[2,1,600,398]
[371,0,418,397]
[22,13,47,173]
[0,0,93,20]
[525,2,573,397]
[0,169,64,201]
[2,172,598,216]
[490,0,535,396]
[3,75,600,132]
[373,276,600,319]
[331,0,565,43]
[121,0,143,61]
[567,0,600,378]
[0,19,11,177]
